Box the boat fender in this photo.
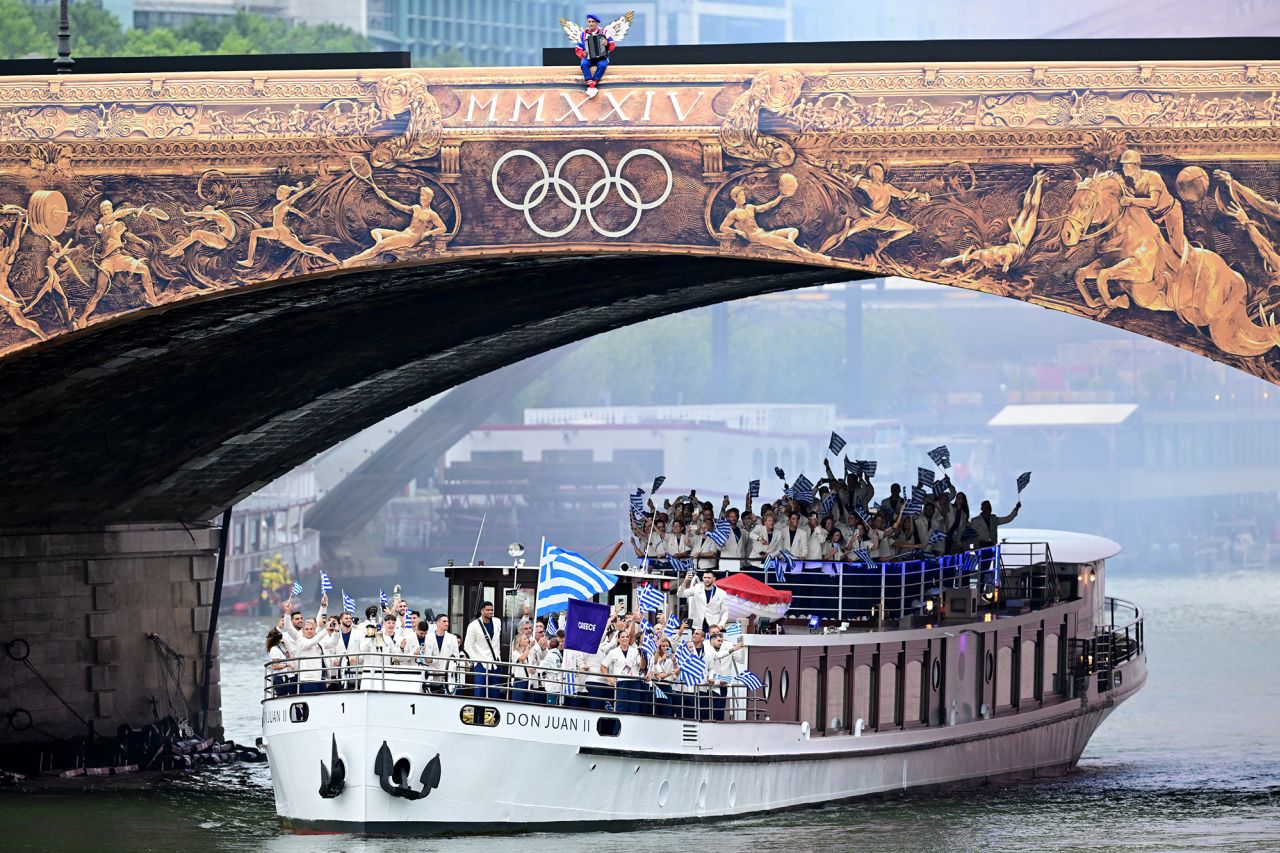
[800,721,810,740]
[853,718,864,737]
[373,741,442,801]
[949,700,958,726]
[318,734,346,799]
[979,703,990,720]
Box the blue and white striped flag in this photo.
[379,589,388,608]
[663,614,681,638]
[829,431,846,455]
[290,580,303,597]
[547,615,560,636]
[535,540,619,617]
[675,643,706,686]
[854,505,871,525]
[651,476,666,494]
[1017,471,1032,493]
[820,494,835,516]
[319,572,332,594]
[735,670,763,690]
[630,488,646,520]
[928,530,947,545]
[853,547,875,567]
[724,621,743,637]
[637,583,666,613]
[640,630,657,660]
[748,479,760,498]
[793,474,814,505]
[961,525,979,542]
[765,551,795,585]
[707,517,732,548]
[844,456,857,477]
[928,445,951,468]
[932,477,950,498]
[911,484,928,503]
[668,555,691,574]
[562,668,577,696]
[904,499,925,516]
[652,683,668,701]
[341,590,356,615]
[917,467,935,488]
[858,460,877,477]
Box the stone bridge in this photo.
[2,48,1279,744]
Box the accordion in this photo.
[585,32,610,61]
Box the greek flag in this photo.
[748,479,760,498]
[630,488,646,520]
[669,555,691,574]
[535,540,619,617]
[652,683,668,701]
[854,505,871,525]
[829,431,846,455]
[932,477,950,498]
[379,589,388,608]
[724,621,743,637]
[1017,471,1032,493]
[735,670,763,690]
[637,583,666,613]
[910,485,928,503]
[961,550,979,574]
[917,467,935,487]
[651,475,666,494]
[675,643,706,686]
[961,525,978,542]
[640,630,657,660]
[793,474,814,505]
[290,580,303,597]
[844,456,857,477]
[774,466,785,480]
[820,494,835,516]
[547,615,559,636]
[664,614,681,638]
[928,445,951,468]
[928,530,947,545]
[707,517,732,548]
[857,460,877,477]
[853,547,876,567]
[765,550,795,584]
[904,499,924,516]
[562,668,576,696]
[319,572,332,593]
[341,590,356,616]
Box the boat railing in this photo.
[263,650,766,723]
[1071,597,1144,692]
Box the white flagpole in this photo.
[533,536,545,618]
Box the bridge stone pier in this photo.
[1,42,1278,745]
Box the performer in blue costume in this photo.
[560,11,635,98]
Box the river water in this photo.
[4,572,1278,852]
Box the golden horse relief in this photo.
[0,59,1278,381]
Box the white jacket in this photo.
[804,525,828,560]
[688,532,721,570]
[781,525,808,560]
[412,630,461,679]
[464,617,503,666]
[292,632,327,682]
[679,582,729,630]
[748,525,785,564]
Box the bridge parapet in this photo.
[0,59,1278,380]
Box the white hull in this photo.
[261,655,1145,833]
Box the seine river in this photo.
[3,573,1278,852]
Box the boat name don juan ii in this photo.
[260,528,1145,834]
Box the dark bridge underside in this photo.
[0,256,850,526]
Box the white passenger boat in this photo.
[260,528,1145,834]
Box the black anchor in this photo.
[373,741,441,801]
[318,734,346,798]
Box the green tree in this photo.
[124,28,202,57]
[28,1,127,58]
[0,0,41,60]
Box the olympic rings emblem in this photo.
[490,148,673,239]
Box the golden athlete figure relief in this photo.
[716,173,824,262]
[84,199,165,327]
[0,204,48,341]
[238,181,339,269]
[28,235,85,325]
[343,157,449,268]
[164,204,236,258]
[819,162,930,258]
[941,171,1046,274]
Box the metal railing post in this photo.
[837,563,844,620]
[878,562,886,630]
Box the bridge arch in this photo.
[2,56,1280,522]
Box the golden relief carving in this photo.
[0,61,1279,384]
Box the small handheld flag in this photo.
[820,493,835,516]
[854,505,871,525]
[637,583,666,613]
[652,683,668,701]
[1017,471,1032,493]
[853,547,875,567]
[828,431,847,455]
[735,670,763,690]
[669,555,691,574]
[630,489,646,520]
[707,517,732,548]
[379,589,388,608]
[562,668,577,696]
[793,474,814,504]
[319,572,333,594]
[748,479,760,498]
[857,460,878,477]
[651,475,666,494]
[765,550,796,584]
[724,621,743,637]
[547,615,560,636]
[663,614,681,638]
[928,445,951,469]
[290,580,303,597]
[928,530,947,545]
[675,642,707,686]
[910,485,928,503]
[341,590,356,615]
[774,466,785,480]
[640,630,657,661]
[844,456,857,477]
[917,467,935,488]
[903,499,924,516]
[932,477,951,498]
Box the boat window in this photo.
[878,661,897,728]
[1020,640,1037,703]
[997,646,1013,707]
[1043,633,1059,696]
[596,718,621,737]
[779,668,790,702]
[852,665,871,726]
[763,668,773,701]
[983,650,994,683]
[800,667,819,728]
[826,666,846,733]
[904,660,923,725]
